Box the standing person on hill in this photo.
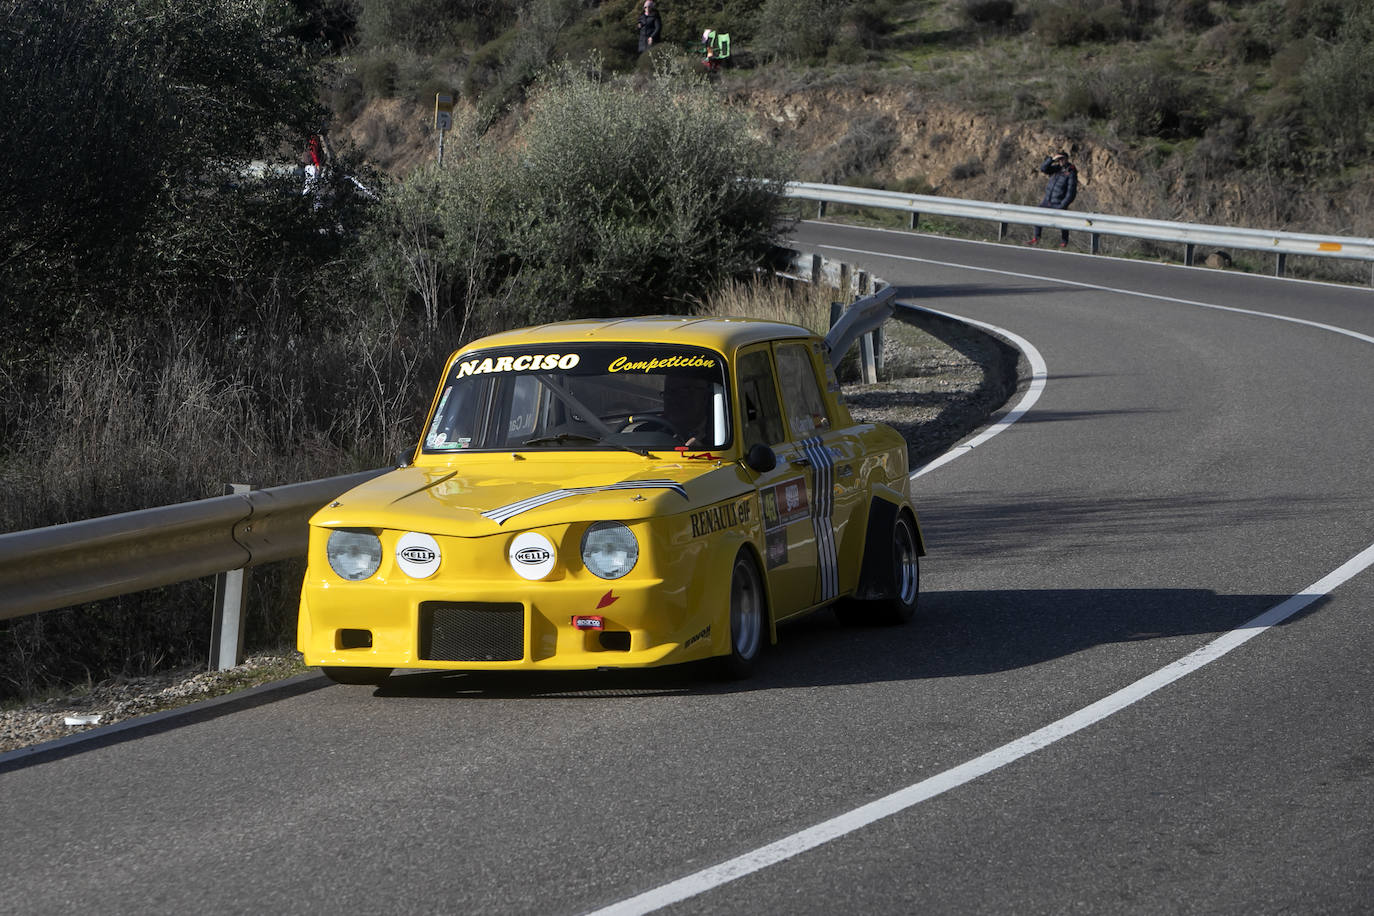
[638,0,662,52]
[1029,150,1077,247]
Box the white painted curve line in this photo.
[819,243,1374,347]
[585,246,1374,916]
[902,304,1048,480]
[589,540,1374,916]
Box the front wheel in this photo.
[321,666,392,686]
[714,550,766,679]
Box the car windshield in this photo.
[422,344,731,453]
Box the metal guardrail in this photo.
[787,180,1374,283]
[0,470,386,624]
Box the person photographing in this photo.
[1029,150,1077,247]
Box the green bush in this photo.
[1298,6,1374,163]
[357,0,517,51]
[753,0,844,62]
[1033,0,1131,46]
[367,56,795,334]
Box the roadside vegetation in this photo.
[4,0,1372,700]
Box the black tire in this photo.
[837,511,920,626]
[714,550,766,679]
[881,512,921,624]
[321,666,392,686]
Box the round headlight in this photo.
[581,522,638,580]
[327,528,382,581]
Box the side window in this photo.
[776,343,831,439]
[736,349,787,447]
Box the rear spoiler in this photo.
[822,286,896,358]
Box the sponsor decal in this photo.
[395,532,442,579]
[607,354,717,373]
[508,531,557,580]
[571,614,605,630]
[770,477,809,526]
[596,590,619,609]
[689,497,755,538]
[456,353,580,377]
[683,624,711,649]
[765,529,788,569]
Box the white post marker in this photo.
[434,92,454,166]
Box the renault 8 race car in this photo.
[298,302,924,685]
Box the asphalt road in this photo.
[4,223,1372,915]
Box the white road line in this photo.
[821,243,1374,347]
[589,544,1374,916]
[586,244,1374,916]
[902,305,1048,479]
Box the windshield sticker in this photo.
[456,353,580,377]
[425,388,452,447]
[608,354,717,373]
[482,479,688,526]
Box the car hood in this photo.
[310,456,747,536]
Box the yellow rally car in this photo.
[298,306,924,685]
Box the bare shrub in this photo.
[810,115,901,183]
[963,0,1017,27]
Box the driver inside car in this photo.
[662,375,714,450]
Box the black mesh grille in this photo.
[419,602,525,662]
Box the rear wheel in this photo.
[837,511,920,626]
[321,666,392,686]
[883,512,921,624]
[715,550,766,679]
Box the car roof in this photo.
[459,316,816,354]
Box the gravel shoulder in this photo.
[0,309,1022,755]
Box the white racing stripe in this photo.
[586,245,1374,916]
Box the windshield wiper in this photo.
[522,433,652,458]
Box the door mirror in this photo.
[745,443,777,473]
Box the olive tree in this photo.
[369,55,794,340]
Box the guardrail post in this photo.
[209,483,253,671]
[1185,243,1196,267]
[999,222,1008,241]
[838,262,851,297]
[910,212,920,230]
[860,328,878,384]
[1091,233,1101,255]
[810,254,822,284]
[1275,253,1287,278]
[829,301,844,328]
[817,200,827,219]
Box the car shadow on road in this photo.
[373,583,1319,700]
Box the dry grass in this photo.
[696,272,839,333]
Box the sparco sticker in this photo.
[509,531,557,580]
[395,532,441,579]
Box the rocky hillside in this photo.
[339,82,1374,251]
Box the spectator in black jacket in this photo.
[1030,151,1077,247]
[638,0,662,52]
